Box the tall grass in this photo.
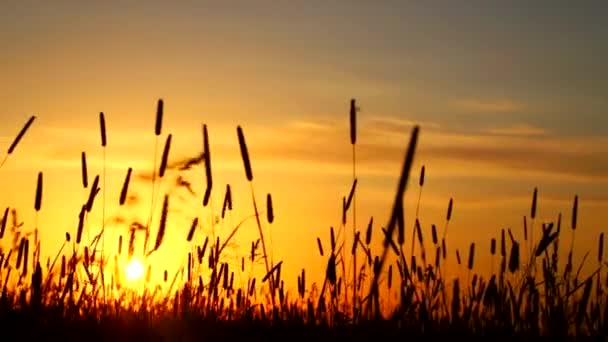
[99,112,108,302]
[350,99,358,317]
[0,99,606,339]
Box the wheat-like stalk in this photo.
[159,134,172,178]
[150,195,169,255]
[86,175,100,213]
[266,194,274,224]
[186,218,198,242]
[155,99,164,137]
[35,172,43,212]
[367,125,419,318]
[202,124,213,207]
[0,115,36,169]
[237,126,253,182]
[0,207,8,239]
[144,99,165,255]
[76,205,85,244]
[81,152,88,189]
[119,168,132,206]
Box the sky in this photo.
[1,1,607,297]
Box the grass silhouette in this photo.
[0,100,606,340]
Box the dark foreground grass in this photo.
[0,100,606,340]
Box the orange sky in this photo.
[1,1,607,296]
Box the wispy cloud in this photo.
[450,98,525,113]
[484,123,547,137]
[366,116,441,135]
[239,119,608,183]
[12,119,608,185]
[287,119,336,132]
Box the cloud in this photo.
[236,119,608,183]
[450,98,524,113]
[11,118,608,186]
[416,135,608,181]
[287,120,336,132]
[366,116,441,136]
[484,123,547,137]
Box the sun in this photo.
[125,258,145,282]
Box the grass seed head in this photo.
[119,168,132,206]
[35,172,43,212]
[237,126,253,181]
[155,99,164,136]
[7,115,36,155]
[99,112,107,147]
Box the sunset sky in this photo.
[1,1,607,293]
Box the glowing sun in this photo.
[125,259,145,282]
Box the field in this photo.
[0,99,606,340]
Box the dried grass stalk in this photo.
[366,217,373,245]
[202,124,213,206]
[159,134,172,178]
[419,165,425,187]
[447,198,453,222]
[7,116,36,155]
[468,243,475,270]
[81,152,88,188]
[237,126,253,181]
[152,195,169,253]
[266,193,274,224]
[35,172,43,212]
[155,99,163,136]
[222,185,232,219]
[16,237,26,269]
[317,237,324,257]
[86,175,100,212]
[186,218,198,242]
[0,207,8,239]
[76,205,85,244]
[23,239,29,275]
[345,179,357,211]
[119,168,132,206]
[99,112,107,147]
[350,99,357,145]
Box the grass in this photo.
[0,100,607,340]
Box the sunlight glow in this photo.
[125,259,145,282]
